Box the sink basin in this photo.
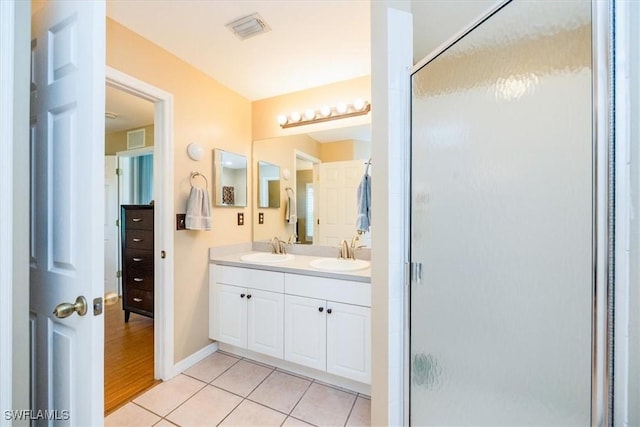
[240,253,294,263]
[309,258,370,272]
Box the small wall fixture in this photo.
[187,143,204,161]
[278,100,371,128]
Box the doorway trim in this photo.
[106,66,175,380]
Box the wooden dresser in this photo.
[121,205,154,322]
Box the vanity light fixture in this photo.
[278,100,371,128]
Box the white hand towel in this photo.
[285,188,297,223]
[185,186,212,230]
[356,173,371,233]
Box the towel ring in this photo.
[190,171,208,188]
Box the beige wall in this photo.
[252,134,319,241]
[105,124,155,155]
[320,140,355,163]
[252,76,371,141]
[107,19,252,363]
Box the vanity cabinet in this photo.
[284,274,371,384]
[209,263,371,384]
[121,205,154,322]
[210,266,284,359]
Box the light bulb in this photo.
[353,99,366,111]
[304,109,316,120]
[277,114,288,125]
[336,103,347,114]
[319,105,331,117]
[290,111,301,122]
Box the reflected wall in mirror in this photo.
[257,161,281,208]
[213,149,247,207]
[252,124,372,247]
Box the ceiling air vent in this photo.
[226,13,271,41]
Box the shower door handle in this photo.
[411,262,423,283]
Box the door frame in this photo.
[106,66,175,380]
[0,0,16,416]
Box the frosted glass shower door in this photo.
[410,1,593,425]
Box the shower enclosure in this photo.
[409,0,609,424]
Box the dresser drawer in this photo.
[123,208,153,230]
[124,288,153,313]
[124,229,153,250]
[123,271,153,291]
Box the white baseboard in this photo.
[170,342,218,377]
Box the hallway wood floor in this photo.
[105,298,158,415]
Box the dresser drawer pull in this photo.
[133,278,144,282]
[132,257,144,262]
[132,238,143,242]
[133,297,143,302]
[132,218,143,222]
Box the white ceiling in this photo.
[105,1,371,139]
[106,0,371,102]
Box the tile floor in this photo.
[105,351,371,427]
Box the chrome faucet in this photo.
[271,236,286,254]
[338,239,354,260]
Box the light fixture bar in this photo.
[279,102,371,129]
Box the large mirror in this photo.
[252,124,371,247]
[213,149,247,207]
[257,161,281,208]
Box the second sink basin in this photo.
[240,253,294,263]
[309,258,370,272]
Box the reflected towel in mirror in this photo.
[285,187,296,223]
[356,172,371,233]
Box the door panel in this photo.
[326,302,370,384]
[284,295,326,370]
[317,160,364,246]
[247,289,284,358]
[30,2,105,424]
[214,284,247,347]
[410,1,592,425]
[105,155,119,294]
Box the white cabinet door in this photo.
[214,283,247,348]
[326,302,371,384]
[247,289,284,359]
[285,295,326,371]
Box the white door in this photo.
[30,1,105,425]
[316,160,364,246]
[247,289,284,359]
[213,283,247,348]
[284,295,326,371]
[105,156,119,295]
[326,302,371,383]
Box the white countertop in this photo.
[209,251,371,283]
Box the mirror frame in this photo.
[213,148,248,207]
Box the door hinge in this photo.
[116,270,122,278]
[116,168,123,176]
[410,262,423,283]
[115,219,120,227]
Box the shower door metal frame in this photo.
[405,0,615,425]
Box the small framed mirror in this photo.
[257,161,280,208]
[213,149,247,207]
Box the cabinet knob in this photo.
[318,307,324,312]
[247,294,252,299]
[327,308,332,314]
[240,293,246,298]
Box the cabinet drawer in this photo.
[285,274,370,307]
[123,271,153,291]
[123,208,153,230]
[212,265,284,293]
[124,288,153,313]
[125,229,153,250]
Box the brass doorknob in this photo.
[53,296,88,318]
[104,291,119,306]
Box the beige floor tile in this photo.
[105,402,161,427]
[183,351,240,383]
[166,385,242,427]
[219,400,287,426]
[211,359,274,397]
[133,375,206,417]
[291,382,356,426]
[346,396,371,426]
[249,371,311,414]
[153,420,178,427]
[282,416,315,426]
